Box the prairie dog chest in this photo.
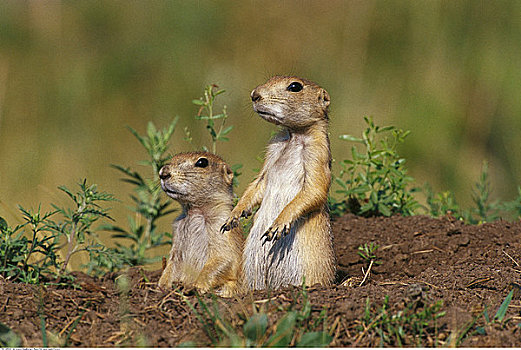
[173,213,208,264]
[263,132,308,204]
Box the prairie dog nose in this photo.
[251,89,261,102]
[159,165,171,180]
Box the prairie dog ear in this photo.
[221,163,234,186]
[319,88,330,108]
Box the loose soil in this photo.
[1,215,520,347]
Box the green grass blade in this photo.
[494,289,514,322]
[265,311,296,347]
[39,313,48,347]
[243,313,268,343]
[183,294,217,344]
[296,331,332,347]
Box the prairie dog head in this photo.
[250,76,330,129]
[159,152,234,207]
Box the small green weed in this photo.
[358,242,381,264]
[332,117,520,223]
[182,285,332,347]
[49,180,117,277]
[334,116,420,217]
[1,207,60,284]
[465,162,500,223]
[448,289,514,346]
[189,84,233,155]
[184,84,242,188]
[423,185,462,218]
[424,161,521,223]
[0,180,116,284]
[357,243,382,286]
[356,296,446,347]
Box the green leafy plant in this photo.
[424,161,521,223]
[49,180,117,277]
[189,84,233,155]
[423,184,462,218]
[0,180,116,284]
[185,84,242,188]
[1,207,59,284]
[98,118,178,270]
[334,116,419,217]
[358,242,381,263]
[82,242,125,277]
[357,242,382,286]
[182,285,332,347]
[463,161,500,224]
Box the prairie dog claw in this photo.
[261,223,290,245]
[221,209,252,233]
[220,218,238,233]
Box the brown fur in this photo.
[222,76,336,290]
[158,152,243,297]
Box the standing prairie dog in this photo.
[221,76,336,290]
[158,152,243,297]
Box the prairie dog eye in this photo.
[287,82,303,92]
[195,157,209,168]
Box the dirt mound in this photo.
[1,215,520,347]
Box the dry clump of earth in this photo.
[1,214,520,347]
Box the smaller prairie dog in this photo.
[158,152,243,297]
[222,76,336,290]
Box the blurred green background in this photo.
[1,1,520,239]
